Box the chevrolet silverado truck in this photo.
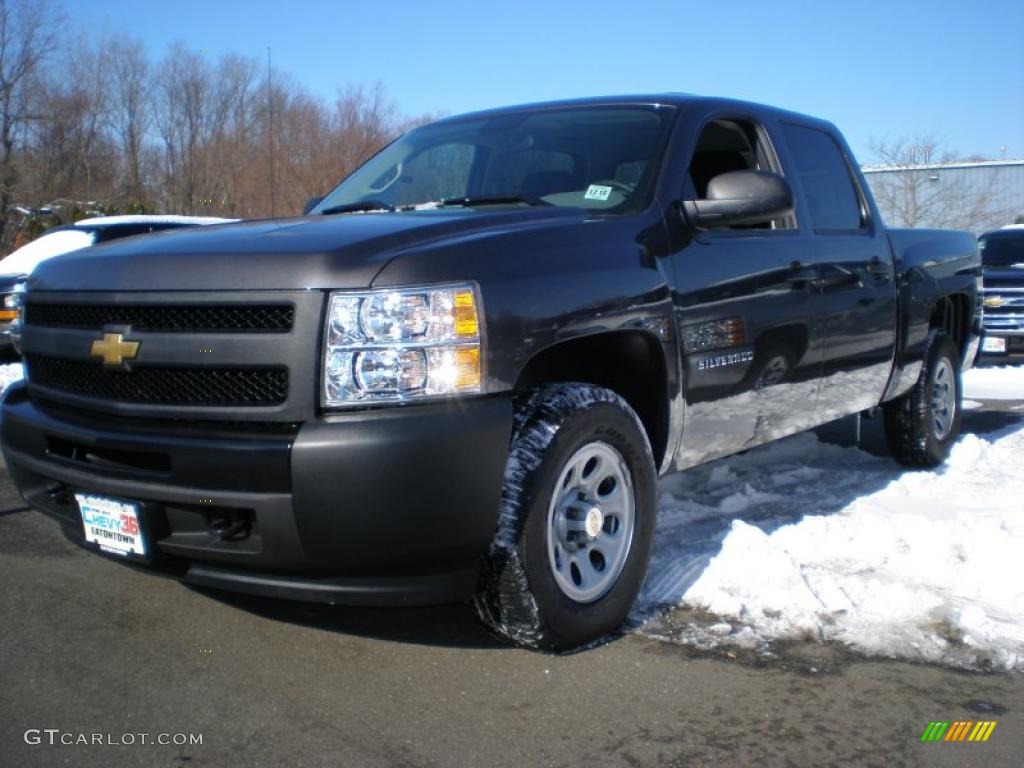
[1,95,981,650]
[978,226,1024,361]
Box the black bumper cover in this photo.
[978,331,1024,362]
[1,386,512,605]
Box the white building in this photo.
[861,159,1024,234]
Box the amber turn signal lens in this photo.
[454,291,479,338]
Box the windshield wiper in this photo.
[320,200,395,215]
[439,194,552,208]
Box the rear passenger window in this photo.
[781,124,864,232]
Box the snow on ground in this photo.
[637,365,1024,670]
[963,364,1024,401]
[0,362,22,397]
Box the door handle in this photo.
[786,265,818,284]
[865,256,891,277]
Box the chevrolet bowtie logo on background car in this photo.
[90,332,140,366]
[920,720,997,742]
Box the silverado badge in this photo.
[90,332,140,366]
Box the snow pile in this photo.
[0,362,22,397]
[639,415,1024,671]
[962,365,1024,400]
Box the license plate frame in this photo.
[982,336,1007,353]
[75,493,148,560]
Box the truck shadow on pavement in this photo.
[191,586,509,650]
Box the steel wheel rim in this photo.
[756,355,789,389]
[546,441,635,604]
[931,357,956,441]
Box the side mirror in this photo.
[303,196,324,215]
[682,170,794,229]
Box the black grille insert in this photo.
[26,356,288,406]
[24,303,294,333]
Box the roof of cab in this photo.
[426,93,836,133]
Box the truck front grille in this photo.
[24,303,294,333]
[25,355,289,406]
[20,290,320,420]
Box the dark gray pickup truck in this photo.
[1,95,981,650]
[978,226,1024,361]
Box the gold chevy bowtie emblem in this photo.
[90,333,140,366]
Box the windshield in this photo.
[313,105,676,215]
[979,232,1024,268]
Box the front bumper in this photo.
[978,324,1024,362]
[1,386,513,605]
[0,319,14,353]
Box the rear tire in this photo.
[883,330,962,467]
[474,383,657,651]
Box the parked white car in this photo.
[0,215,238,278]
[0,215,238,353]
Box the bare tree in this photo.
[153,43,216,213]
[0,0,57,250]
[64,40,112,201]
[866,135,1009,231]
[0,16,429,245]
[107,38,150,207]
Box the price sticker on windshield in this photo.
[584,184,613,201]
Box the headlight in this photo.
[323,283,482,406]
[8,280,26,355]
[0,288,20,320]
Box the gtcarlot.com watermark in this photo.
[24,729,202,747]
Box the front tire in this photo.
[474,384,657,651]
[883,330,962,467]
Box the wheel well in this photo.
[754,323,809,363]
[514,331,670,467]
[930,294,970,352]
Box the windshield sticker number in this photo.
[584,184,613,201]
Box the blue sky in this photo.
[82,0,1023,161]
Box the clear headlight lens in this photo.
[8,280,26,355]
[323,284,482,406]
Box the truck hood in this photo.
[27,208,585,292]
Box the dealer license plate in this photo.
[76,494,147,558]
[982,336,1006,353]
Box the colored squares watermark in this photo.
[920,721,997,742]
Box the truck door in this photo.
[777,123,898,418]
[669,115,827,468]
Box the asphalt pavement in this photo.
[1,409,1023,768]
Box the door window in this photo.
[687,119,793,230]
[781,124,864,232]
